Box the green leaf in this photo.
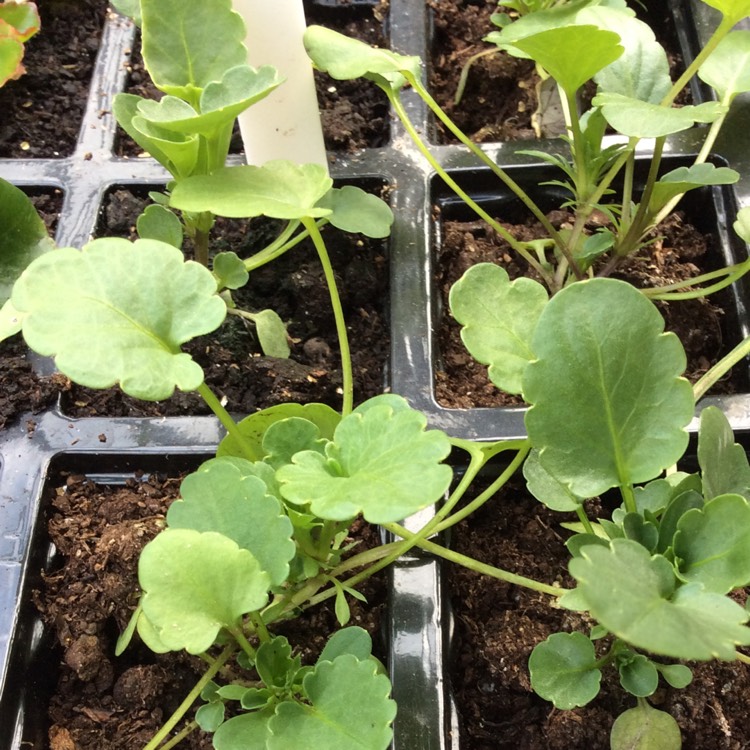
[0,30,23,87]
[698,405,750,501]
[699,30,750,103]
[217,403,341,461]
[132,116,200,178]
[170,162,333,220]
[735,206,750,244]
[701,0,750,24]
[657,663,692,689]
[0,178,54,305]
[12,239,226,400]
[267,655,395,750]
[334,583,351,626]
[136,204,183,248]
[304,25,421,90]
[0,2,40,41]
[256,636,299,689]
[277,394,453,523]
[137,65,283,136]
[523,278,693,499]
[622,513,659,552]
[528,632,601,709]
[524,448,583,512]
[449,263,548,395]
[139,529,271,654]
[610,702,682,750]
[633,479,675,516]
[648,164,738,217]
[618,654,658,697]
[318,186,394,239]
[509,26,623,97]
[262,417,329,470]
[657,490,704,553]
[318,626,373,664]
[213,709,274,750]
[0,299,22,344]
[196,701,225,732]
[674,493,750,593]
[167,458,296,587]
[113,93,177,168]
[140,0,247,101]
[251,308,290,358]
[110,0,141,25]
[570,539,750,659]
[592,93,726,138]
[213,252,249,290]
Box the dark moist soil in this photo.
[0,0,108,158]
[63,186,390,417]
[37,470,386,750]
[428,0,689,143]
[435,210,739,409]
[448,474,750,750]
[116,1,389,157]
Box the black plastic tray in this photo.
[1,1,748,748]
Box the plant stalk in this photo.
[195,382,256,461]
[693,334,750,402]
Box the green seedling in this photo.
[304,0,750,301]
[0,0,39,87]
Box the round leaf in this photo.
[12,238,226,400]
[610,703,682,750]
[619,654,658,697]
[277,394,452,523]
[524,278,693,499]
[139,529,270,654]
[319,185,394,239]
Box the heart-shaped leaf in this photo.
[277,394,452,523]
[570,539,750,659]
[139,529,270,654]
[449,263,548,395]
[12,238,226,400]
[167,458,295,586]
[524,278,693,499]
[136,204,184,248]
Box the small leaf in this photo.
[698,405,750,501]
[262,417,329,470]
[304,25,421,90]
[701,0,750,25]
[449,263,548,395]
[622,513,659,552]
[0,178,54,305]
[648,164,738,217]
[196,701,225,732]
[657,490,704,553]
[524,278,693,499]
[136,204,184,248]
[619,654,658,697]
[570,539,750,660]
[217,403,341,461]
[0,2,40,41]
[524,448,583,512]
[267,655,395,750]
[334,583,351,626]
[170,162,333,220]
[139,529,271,654]
[251,308,290,358]
[734,206,750,244]
[610,702,682,750]
[256,636,298,689]
[657,663,692,689]
[319,185,394,238]
[528,632,601,709]
[674,493,750,593]
[213,252,249,290]
[277,394,453,523]
[13,239,226,400]
[0,299,22,343]
[318,626,373,664]
[593,93,726,138]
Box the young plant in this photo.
[0,0,39,88]
[304,0,750,301]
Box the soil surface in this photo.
[428,0,689,143]
[63,186,390,418]
[436,209,739,409]
[448,474,750,749]
[37,470,386,750]
[0,0,108,158]
[116,1,389,157]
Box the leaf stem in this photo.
[155,721,199,750]
[693,333,750,402]
[195,382,255,461]
[142,644,235,750]
[302,217,353,416]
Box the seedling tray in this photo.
[1,1,749,748]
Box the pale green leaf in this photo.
[196,702,225,732]
[262,417,329,470]
[318,626,373,664]
[570,539,750,660]
[251,308,290,358]
[0,178,54,304]
[657,663,692,689]
[213,252,249,290]
[12,238,226,400]
[213,709,273,750]
[674,493,750,593]
[699,30,750,102]
[170,162,333,219]
[304,25,420,90]
[136,204,183,248]
[449,263,548,395]
[277,394,452,523]
[648,164,738,217]
[610,702,682,750]
[528,632,601,709]
[593,93,726,137]
[698,405,750,501]
[139,529,270,653]
[618,654,658,697]
[113,93,176,167]
[167,458,295,587]
[524,278,693,498]
[267,655,395,750]
[700,0,750,24]
[734,206,750,244]
[318,186,394,239]
[140,0,247,100]
[0,32,23,87]
[132,116,200,178]
[0,2,40,41]
[524,448,583,511]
